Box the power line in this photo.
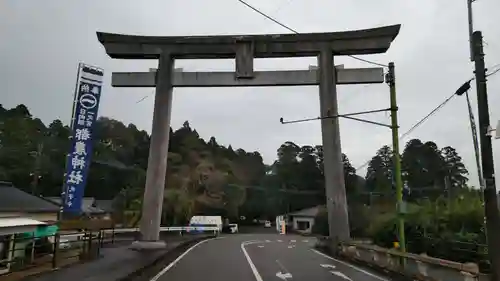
[355,89,461,171]
[398,92,458,140]
[487,64,500,77]
[235,0,389,68]
[237,0,299,34]
[356,62,500,171]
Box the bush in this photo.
[312,204,372,238]
[366,194,488,267]
[312,209,328,236]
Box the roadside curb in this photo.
[118,235,215,281]
[314,245,412,281]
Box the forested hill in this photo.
[0,104,471,223]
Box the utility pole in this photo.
[466,0,477,61]
[465,90,485,189]
[472,31,500,281]
[30,142,44,195]
[386,62,407,255]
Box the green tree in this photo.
[441,146,469,189]
[365,145,394,192]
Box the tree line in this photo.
[1,104,488,267]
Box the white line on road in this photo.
[241,241,264,281]
[277,240,283,242]
[303,240,309,242]
[330,271,352,281]
[276,272,293,280]
[287,245,295,249]
[150,237,224,281]
[320,264,336,269]
[265,240,271,243]
[258,245,264,248]
[310,249,388,281]
[276,259,291,275]
[275,260,293,280]
[290,240,296,243]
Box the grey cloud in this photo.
[1,0,499,188]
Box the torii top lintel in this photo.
[96,24,400,60]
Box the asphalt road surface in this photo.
[150,234,390,281]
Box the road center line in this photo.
[150,237,224,281]
[310,249,388,281]
[241,241,264,281]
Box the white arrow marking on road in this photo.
[330,271,352,281]
[276,272,292,280]
[310,249,387,281]
[320,264,336,269]
[258,245,264,248]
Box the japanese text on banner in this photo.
[63,65,103,213]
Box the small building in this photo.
[280,206,323,234]
[45,197,110,220]
[0,181,60,275]
[0,217,47,275]
[0,181,59,223]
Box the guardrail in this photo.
[113,226,220,233]
[1,226,219,278]
[60,226,220,240]
[332,240,490,281]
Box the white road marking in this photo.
[320,264,336,269]
[150,237,224,281]
[330,271,352,281]
[276,272,293,280]
[310,249,388,281]
[277,240,283,242]
[258,245,264,248]
[287,245,295,249]
[265,240,271,243]
[303,240,309,242]
[276,259,291,275]
[241,241,264,281]
[290,240,296,243]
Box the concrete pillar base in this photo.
[129,240,167,251]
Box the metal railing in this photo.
[0,229,105,276]
[332,240,490,281]
[0,225,220,277]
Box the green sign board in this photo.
[20,225,59,238]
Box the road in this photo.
[150,234,389,281]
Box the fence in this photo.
[326,239,491,281]
[0,225,220,278]
[0,229,115,277]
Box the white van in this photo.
[189,216,223,232]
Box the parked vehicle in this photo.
[229,223,238,233]
[188,216,223,233]
[59,239,71,249]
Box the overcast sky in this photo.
[1,0,499,187]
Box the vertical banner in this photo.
[62,63,104,213]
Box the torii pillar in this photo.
[97,24,400,249]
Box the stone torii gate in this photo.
[97,24,400,249]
